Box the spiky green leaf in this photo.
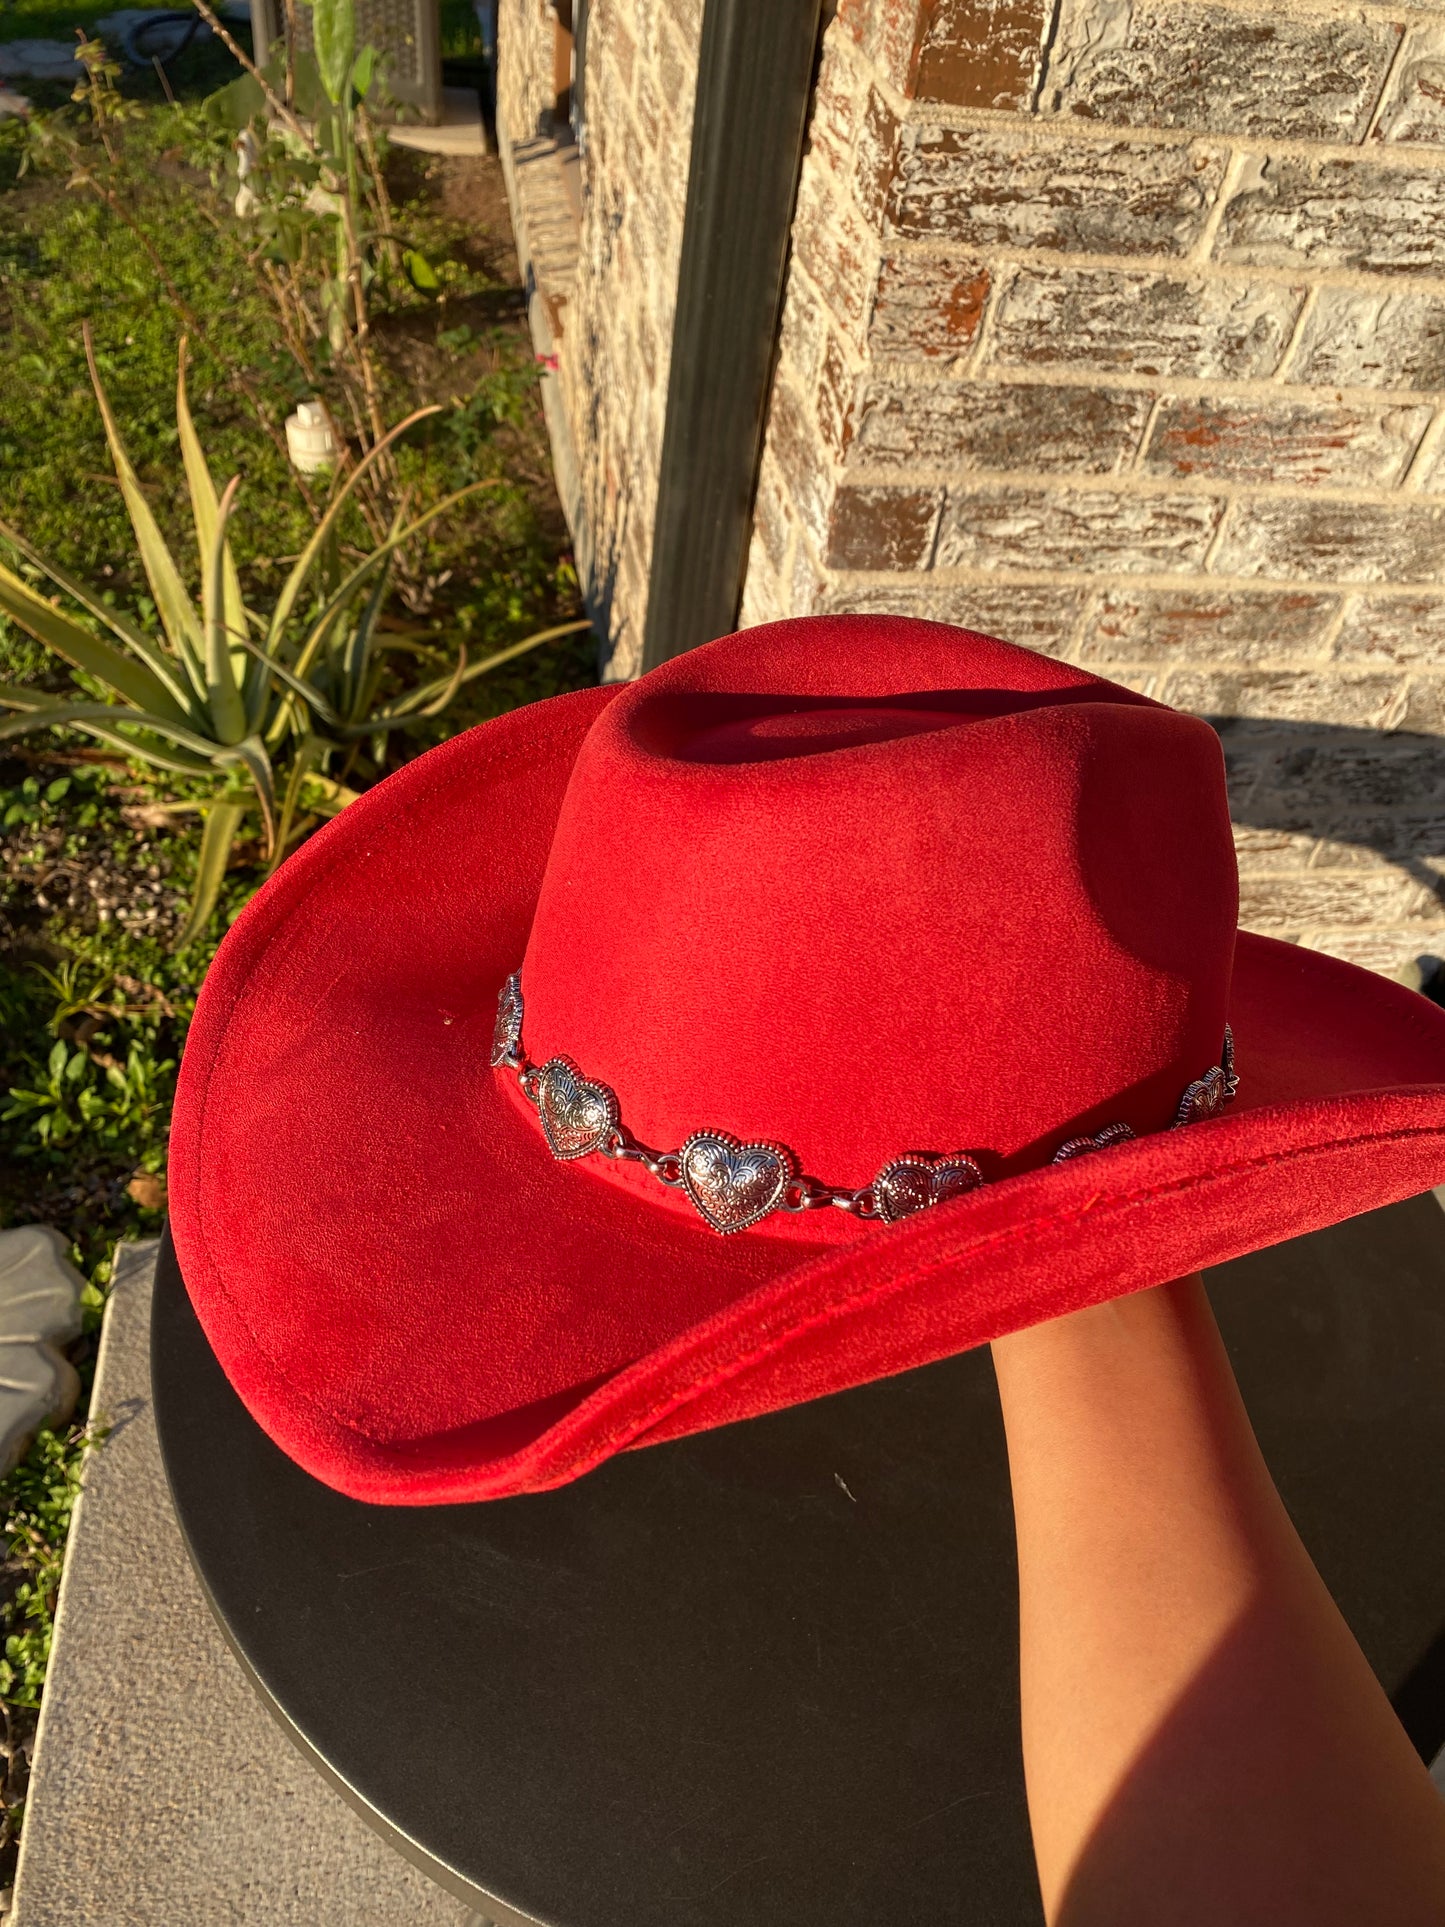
[176,798,248,950]
[202,476,248,745]
[0,521,198,723]
[84,328,205,677]
[0,556,193,722]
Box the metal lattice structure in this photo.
[248,0,442,123]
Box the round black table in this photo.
[152,1197,1445,1927]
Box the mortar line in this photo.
[1188,145,1248,267]
[961,263,1010,379]
[1060,586,1095,663]
[838,463,1445,508]
[1272,285,1320,384]
[1199,501,1235,572]
[826,564,1445,597]
[867,361,1445,409]
[1363,23,1413,144]
[1401,403,1445,491]
[1127,394,1166,474]
[863,242,1445,299]
[1318,591,1359,661]
[1029,0,1067,115]
[856,92,1445,171]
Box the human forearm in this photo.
[991,1274,1445,1927]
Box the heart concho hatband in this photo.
[491,973,1239,1236]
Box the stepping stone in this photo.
[11,1241,483,1927]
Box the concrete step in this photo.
[12,1241,484,1927]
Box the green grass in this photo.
[0,55,593,1873]
[0,0,114,42]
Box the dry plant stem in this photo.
[260,258,321,381]
[188,0,318,155]
[280,0,299,107]
[354,104,400,274]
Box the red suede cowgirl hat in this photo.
[168,616,1445,1503]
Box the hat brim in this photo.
[169,686,1445,1503]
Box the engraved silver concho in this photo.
[1052,1122,1137,1164]
[490,971,525,1068]
[535,1056,620,1159]
[1173,1025,1238,1128]
[679,1131,795,1234]
[494,976,1240,1236]
[872,1153,984,1224]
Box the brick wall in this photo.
[497,0,703,680]
[740,0,1445,978]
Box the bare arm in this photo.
[991,1273,1445,1927]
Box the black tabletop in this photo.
[152,1196,1445,1927]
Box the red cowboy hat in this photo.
[168,616,1445,1504]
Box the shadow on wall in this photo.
[1209,715,1445,904]
[1205,714,1445,987]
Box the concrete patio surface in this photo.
[11,1241,485,1927]
[9,1236,1445,1920]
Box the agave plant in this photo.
[0,332,588,944]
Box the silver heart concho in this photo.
[496,977,1239,1235]
[680,1132,796,1234]
[535,1056,620,1159]
[872,1153,985,1225]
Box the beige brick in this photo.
[1413,428,1445,493]
[833,0,918,97]
[1142,398,1431,488]
[815,577,1086,653]
[1287,288,1445,392]
[763,380,836,554]
[1311,814,1445,866]
[1334,596,1445,667]
[1238,871,1438,933]
[1211,498,1445,584]
[1215,154,1445,276]
[751,457,795,576]
[1398,675,1445,735]
[816,333,861,462]
[606,7,637,91]
[1156,667,1405,727]
[809,37,867,173]
[936,485,1222,573]
[659,0,702,39]
[1042,1,1398,143]
[868,252,992,361]
[874,125,1230,254]
[739,538,787,629]
[1078,588,1338,664]
[1374,24,1445,148]
[778,273,832,393]
[1231,826,1322,870]
[792,168,881,341]
[790,537,829,615]
[850,378,1151,474]
[825,485,944,569]
[1297,929,1445,975]
[989,268,1302,379]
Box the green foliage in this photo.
[0,351,588,941]
[0,64,595,1858]
[0,1420,107,1710]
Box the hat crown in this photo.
[520,618,1237,1215]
